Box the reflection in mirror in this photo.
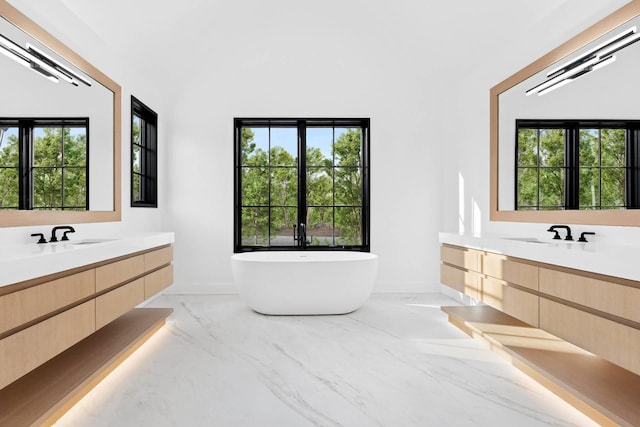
[0,118,91,210]
[0,16,113,211]
[491,0,640,226]
[0,0,120,226]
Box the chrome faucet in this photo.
[50,225,75,242]
[547,225,573,241]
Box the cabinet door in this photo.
[539,298,640,376]
[0,270,95,335]
[440,245,480,272]
[95,255,144,292]
[539,268,640,324]
[440,264,480,299]
[95,278,145,329]
[481,276,539,327]
[482,252,538,291]
[145,264,174,299]
[0,300,95,389]
[144,246,173,272]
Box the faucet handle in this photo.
[61,230,75,241]
[547,229,561,240]
[578,231,595,242]
[31,233,47,244]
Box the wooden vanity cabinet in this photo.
[440,244,539,326]
[0,301,96,389]
[0,244,174,391]
[481,252,538,291]
[95,255,144,293]
[480,276,539,327]
[539,267,640,324]
[441,243,640,377]
[539,267,640,376]
[0,270,95,336]
[440,246,482,299]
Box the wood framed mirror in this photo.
[0,0,120,227]
[490,0,640,226]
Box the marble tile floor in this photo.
[54,294,597,427]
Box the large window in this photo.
[0,118,88,210]
[234,118,370,252]
[131,96,157,207]
[516,120,640,210]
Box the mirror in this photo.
[0,0,120,227]
[491,0,640,226]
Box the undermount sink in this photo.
[70,238,118,245]
[502,237,550,244]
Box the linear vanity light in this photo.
[526,56,600,96]
[0,33,90,87]
[0,33,60,83]
[545,26,635,79]
[26,43,91,87]
[0,36,29,67]
[526,25,640,96]
[537,55,616,96]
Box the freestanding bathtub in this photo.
[230,251,378,315]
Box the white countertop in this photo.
[439,232,639,282]
[0,232,175,288]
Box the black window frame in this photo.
[515,119,640,210]
[0,117,89,210]
[234,118,371,253]
[131,96,158,208]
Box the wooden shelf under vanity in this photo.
[442,305,640,427]
[0,307,172,427]
[0,241,175,426]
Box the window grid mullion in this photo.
[235,118,369,252]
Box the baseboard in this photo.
[373,282,441,293]
[161,281,440,295]
[162,282,237,295]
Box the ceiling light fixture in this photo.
[527,26,639,96]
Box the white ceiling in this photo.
[6,0,631,102]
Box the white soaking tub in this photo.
[230,251,379,315]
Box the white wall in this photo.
[165,47,444,293]
[0,1,169,245]
[440,0,640,248]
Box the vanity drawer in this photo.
[440,263,480,299]
[540,298,640,376]
[0,300,95,389]
[539,268,640,324]
[144,246,173,272]
[95,255,144,292]
[145,264,174,299]
[95,278,145,329]
[440,245,480,272]
[0,270,95,336]
[481,276,539,327]
[482,252,538,291]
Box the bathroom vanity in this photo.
[0,232,174,425]
[439,232,640,426]
[439,232,640,376]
